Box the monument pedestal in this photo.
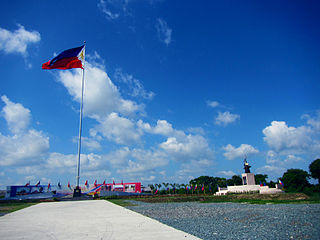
[73,186,82,198]
[242,173,256,185]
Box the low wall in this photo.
[215,185,283,195]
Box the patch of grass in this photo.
[119,193,320,205]
[104,198,136,207]
[0,202,37,215]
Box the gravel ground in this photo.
[126,202,320,240]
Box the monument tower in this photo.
[241,158,256,185]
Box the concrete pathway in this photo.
[0,200,201,240]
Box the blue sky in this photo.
[0,0,319,188]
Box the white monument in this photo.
[215,158,283,195]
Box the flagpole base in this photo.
[73,186,82,198]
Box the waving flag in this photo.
[68,182,71,188]
[58,182,61,188]
[201,184,204,191]
[85,180,88,187]
[113,180,115,185]
[47,183,51,190]
[103,180,106,185]
[279,179,284,186]
[35,181,40,187]
[94,180,97,187]
[25,181,30,187]
[42,45,85,70]
[155,189,159,194]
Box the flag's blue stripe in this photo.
[50,45,84,66]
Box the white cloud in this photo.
[261,151,303,177]
[155,18,172,46]
[175,159,212,182]
[153,120,174,135]
[46,152,104,173]
[98,0,120,20]
[138,119,174,136]
[215,111,240,126]
[160,134,214,162]
[256,165,286,175]
[116,148,168,178]
[94,112,142,145]
[0,24,40,56]
[73,136,101,151]
[82,169,112,179]
[97,0,133,20]
[259,112,320,179]
[0,97,49,166]
[263,121,313,154]
[266,150,278,164]
[187,127,205,135]
[302,110,320,132]
[0,129,49,167]
[1,95,31,134]
[103,147,131,167]
[57,62,143,120]
[218,170,236,177]
[207,100,220,108]
[223,144,259,160]
[82,137,102,151]
[114,68,155,100]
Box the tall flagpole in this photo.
[74,41,86,197]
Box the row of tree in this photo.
[148,159,320,195]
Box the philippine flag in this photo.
[279,179,284,185]
[42,45,85,70]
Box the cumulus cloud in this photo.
[256,165,286,175]
[176,159,212,182]
[160,134,214,162]
[263,121,313,154]
[1,95,31,134]
[93,112,142,145]
[0,130,49,166]
[115,148,168,179]
[218,170,236,177]
[223,144,259,160]
[0,96,49,166]
[215,111,240,126]
[302,110,320,132]
[57,62,144,120]
[259,112,320,178]
[155,18,172,46]
[0,24,40,56]
[137,119,174,136]
[73,136,101,151]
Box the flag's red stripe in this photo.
[42,57,83,70]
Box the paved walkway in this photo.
[0,200,201,240]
